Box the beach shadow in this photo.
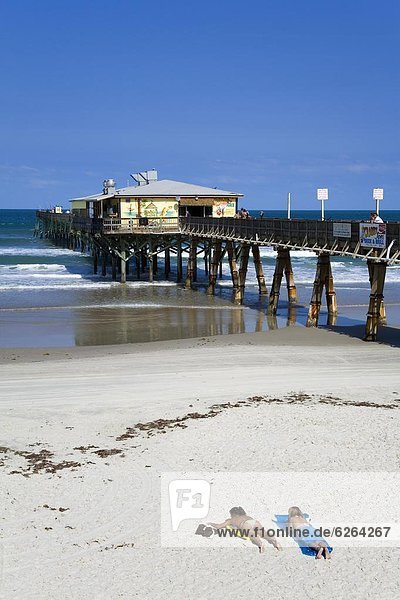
[324,323,400,348]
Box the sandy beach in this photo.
[1,326,399,599]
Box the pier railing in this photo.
[180,217,400,263]
[36,211,400,263]
[35,212,180,235]
[102,217,179,234]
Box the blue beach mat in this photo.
[274,514,333,557]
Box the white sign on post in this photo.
[317,188,329,200]
[373,188,384,215]
[317,188,328,221]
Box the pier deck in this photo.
[36,211,400,263]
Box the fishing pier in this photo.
[35,208,400,342]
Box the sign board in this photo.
[373,188,384,201]
[317,188,328,201]
[212,200,236,218]
[359,222,386,249]
[333,222,351,238]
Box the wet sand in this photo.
[2,280,400,348]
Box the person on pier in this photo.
[370,212,384,224]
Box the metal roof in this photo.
[70,179,243,202]
[70,192,114,202]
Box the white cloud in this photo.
[0,164,63,189]
[29,178,64,189]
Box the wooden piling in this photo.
[165,247,170,277]
[268,248,297,314]
[284,250,297,305]
[207,241,222,295]
[306,253,337,327]
[238,244,250,304]
[226,241,241,303]
[365,260,387,341]
[176,240,183,283]
[193,240,198,282]
[120,249,127,284]
[148,239,154,283]
[325,256,337,316]
[368,260,386,324]
[153,245,158,275]
[93,250,98,275]
[204,244,209,276]
[135,250,141,279]
[111,255,117,281]
[218,252,223,279]
[101,252,107,277]
[185,239,196,289]
[251,245,267,294]
[141,247,147,273]
[268,250,285,315]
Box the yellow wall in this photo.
[70,200,86,209]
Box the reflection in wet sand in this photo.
[287,306,297,327]
[2,272,378,347]
[255,309,264,333]
[267,313,278,331]
[72,305,253,346]
[327,312,337,326]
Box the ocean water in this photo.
[1,209,400,347]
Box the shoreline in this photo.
[0,325,372,364]
[0,323,399,365]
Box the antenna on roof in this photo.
[130,169,158,186]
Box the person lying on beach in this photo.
[288,506,332,559]
[208,506,281,552]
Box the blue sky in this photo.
[0,0,399,209]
